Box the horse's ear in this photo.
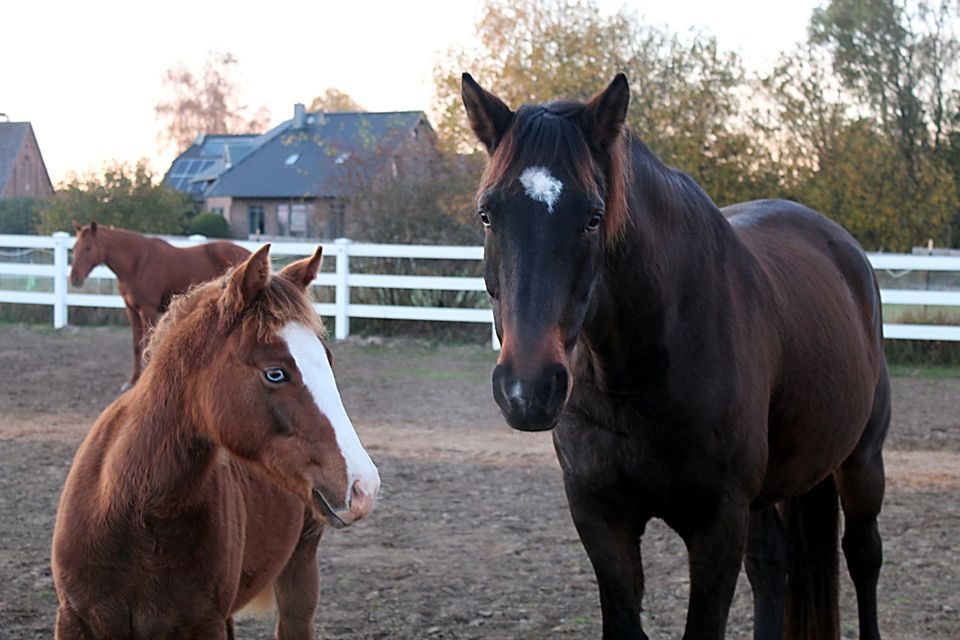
[89,221,98,236]
[583,74,630,151]
[72,219,82,233]
[280,245,323,289]
[223,244,271,315]
[461,73,514,154]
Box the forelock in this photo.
[479,103,600,197]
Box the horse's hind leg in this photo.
[745,505,788,639]
[835,366,891,640]
[274,518,323,640]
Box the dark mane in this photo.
[480,101,633,246]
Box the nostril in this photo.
[349,480,375,519]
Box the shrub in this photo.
[188,212,231,238]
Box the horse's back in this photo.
[724,199,886,501]
[202,241,251,269]
[725,198,882,345]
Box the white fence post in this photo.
[334,238,351,340]
[52,231,70,328]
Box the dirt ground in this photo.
[0,323,957,639]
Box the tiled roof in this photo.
[202,111,426,199]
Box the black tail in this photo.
[784,475,840,640]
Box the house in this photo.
[0,120,54,199]
[162,133,259,201]
[163,105,441,240]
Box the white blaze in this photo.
[279,322,380,506]
[519,166,564,214]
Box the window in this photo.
[277,203,309,237]
[248,205,265,236]
[328,201,346,238]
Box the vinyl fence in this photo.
[2,233,960,346]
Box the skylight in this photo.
[285,153,300,165]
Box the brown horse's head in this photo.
[461,73,631,431]
[70,220,105,287]
[146,244,379,527]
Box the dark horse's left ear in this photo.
[583,74,630,152]
[280,246,323,289]
[461,73,514,154]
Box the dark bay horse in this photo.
[462,73,890,639]
[52,245,380,639]
[70,221,250,389]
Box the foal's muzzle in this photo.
[312,478,379,529]
[492,362,569,432]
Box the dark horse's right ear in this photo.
[222,244,271,318]
[461,73,514,154]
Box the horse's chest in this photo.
[553,413,728,517]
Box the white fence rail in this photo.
[2,233,960,343]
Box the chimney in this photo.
[293,103,306,129]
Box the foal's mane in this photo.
[144,265,325,369]
[480,101,632,246]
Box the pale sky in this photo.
[3,0,820,185]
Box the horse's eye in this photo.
[585,211,604,232]
[263,367,288,384]
[478,208,492,227]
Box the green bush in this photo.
[188,212,231,238]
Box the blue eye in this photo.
[264,368,288,384]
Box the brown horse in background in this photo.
[52,244,380,639]
[70,221,250,389]
[462,73,890,639]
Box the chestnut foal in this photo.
[52,245,380,639]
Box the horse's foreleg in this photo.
[122,303,143,391]
[678,499,750,640]
[565,484,648,640]
[274,520,323,640]
[127,305,158,390]
[745,505,787,639]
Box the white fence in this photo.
[2,233,960,344]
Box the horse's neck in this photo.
[584,141,741,379]
[100,228,149,282]
[105,389,217,516]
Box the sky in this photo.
[3,0,821,185]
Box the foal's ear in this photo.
[583,74,630,151]
[223,244,271,314]
[461,73,514,154]
[280,245,323,289]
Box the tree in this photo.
[810,0,960,172]
[40,161,193,235]
[155,51,270,154]
[432,0,778,206]
[309,88,365,112]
